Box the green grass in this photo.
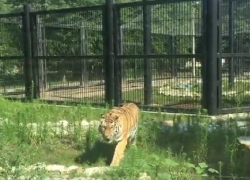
[0,97,250,179]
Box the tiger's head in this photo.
[98,113,122,144]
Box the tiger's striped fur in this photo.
[98,102,140,166]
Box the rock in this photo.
[138,172,151,180]
[237,136,250,149]
[45,164,66,173]
[161,121,188,132]
[1,118,103,139]
[0,118,9,125]
[52,128,69,136]
[26,162,47,172]
[236,121,250,129]
[161,120,174,132]
[27,123,38,129]
[46,121,51,126]
[75,167,85,174]
[66,165,80,173]
[17,175,26,180]
[56,120,69,128]
[46,121,54,127]
[11,166,17,173]
[158,87,201,98]
[84,167,110,177]
[0,164,110,180]
[162,120,174,127]
[81,120,90,127]
[89,121,99,128]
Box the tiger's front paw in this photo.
[110,162,119,167]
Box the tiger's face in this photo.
[98,114,122,144]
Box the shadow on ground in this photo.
[74,131,115,166]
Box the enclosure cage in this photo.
[1,0,250,115]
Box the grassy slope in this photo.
[0,97,250,179]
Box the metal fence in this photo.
[0,0,250,115]
[30,5,105,105]
[221,0,250,112]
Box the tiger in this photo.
[98,102,140,167]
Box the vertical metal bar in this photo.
[117,8,124,91]
[103,0,114,107]
[120,28,125,84]
[36,16,44,95]
[238,34,243,75]
[42,26,47,90]
[170,36,176,77]
[30,13,40,99]
[143,0,152,105]
[191,6,196,77]
[206,0,218,115]
[217,0,222,112]
[23,4,33,100]
[228,0,234,88]
[201,0,207,109]
[113,6,122,106]
[79,26,88,87]
[120,32,126,86]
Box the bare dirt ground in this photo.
[1,77,201,101]
[40,75,247,101]
[39,78,175,101]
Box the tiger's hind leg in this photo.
[128,131,138,148]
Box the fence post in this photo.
[113,6,122,106]
[30,13,40,99]
[36,17,46,94]
[205,0,219,115]
[103,0,114,107]
[23,4,33,100]
[143,0,152,105]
